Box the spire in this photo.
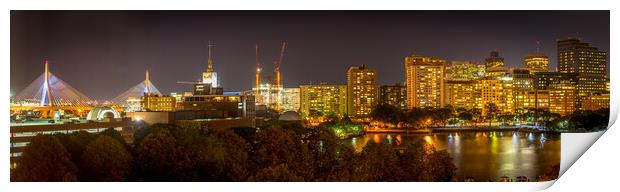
[207,41,215,72]
[536,40,540,53]
[41,57,53,107]
[145,69,151,94]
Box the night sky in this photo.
[11,11,610,101]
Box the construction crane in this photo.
[255,43,262,104]
[273,41,287,111]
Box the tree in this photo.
[428,149,457,181]
[11,135,78,181]
[134,128,197,181]
[194,128,250,181]
[370,104,403,127]
[435,106,454,127]
[485,103,499,127]
[248,164,304,181]
[80,135,132,181]
[349,142,403,181]
[456,108,473,126]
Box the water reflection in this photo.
[348,131,561,181]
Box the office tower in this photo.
[379,84,407,110]
[480,78,514,115]
[347,64,378,116]
[299,84,348,117]
[142,93,176,112]
[524,54,550,73]
[557,38,608,98]
[404,54,445,109]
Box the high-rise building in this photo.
[484,51,509,78]
[202,41,219,88]
[379,84,407,110]
[445,80,476,110]
[404,54,445,109]
[557,38,608,98]
[524,54,550,73]
[299,84,347,117]
[549,80,577,116]
[281,88,300,112]
[347,64,378,116]
[446,61,485,81]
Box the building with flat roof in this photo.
[347,64,378,116]
[299,84,347,117]
[405,54,445,109]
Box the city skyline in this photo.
[11,11,609,100]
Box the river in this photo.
[348,131,561,181]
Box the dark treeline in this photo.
[11,123,458,182]
[370,103,610,132]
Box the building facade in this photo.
[524,53,550,73]
[281,88,301,112]
[445,61,485,81]
[581,93,610,111]
[557,38,608,99]
[142,93,176,112]
[445,80,476,110]
[379,84,407,110]
[299,84,348,117]
[347,64,378,116]
[548,80,577,116]
[404,54,445,109]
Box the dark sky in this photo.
[11,11,610,101]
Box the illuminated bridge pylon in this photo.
[11,58,93,116]
[111,69,161,106]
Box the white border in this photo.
[2,1,616,192]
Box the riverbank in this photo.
[365,127,553,134]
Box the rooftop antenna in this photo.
[207,40,215,72]
[255,43,261,103]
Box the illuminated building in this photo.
[484,51,509,78]
[512,69,536,112]
[142,93,176,112]
[513,90,550,112]
[347,64,378,116]
[524,54,550,73]
[125,97,142,112]
[404,54,445,109]
[512,69,534,90]
[253,42,287,111]
[581,93,610,111]
[446,61,485,81]
[557,38,608,98]
[202,41,219,88]
[549,80,577,116]
[445,80,476,110]
[181,94,255,120]
[534,72,578,91]
[252,75,282,110]
[379,84,407,110]
[281,88,300,112]
[299,84,347,117]
[480,77,514,115]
